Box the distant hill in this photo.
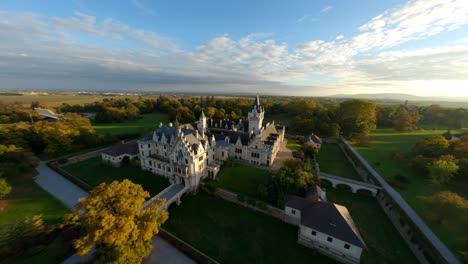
[330,93,468,102]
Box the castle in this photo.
[130,96,284,190]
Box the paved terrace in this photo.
[341,139,460,264]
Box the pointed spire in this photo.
[255,94,260,107]
[200,109,206,119]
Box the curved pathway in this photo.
[34,161,194,264]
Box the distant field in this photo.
[0,92,151,107]
[211,163,270,200]
[325,188,417,263]
[317,143,362,181]
[164,192,335,264]
[92,113,168,136]
[63,157,170,196]
[355,128,468,262]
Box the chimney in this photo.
[169,122,173,127]
[159,122,163,127]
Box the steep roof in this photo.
[35,108,63,120]
[102,142,139,157]
[250,95,264,112]
[301,202,366,249]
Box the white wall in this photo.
[284,206,301,224]
[299,225,363,261]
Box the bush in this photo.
[375,161,381,166]
[237,193,245,203]
[394,174,409,183]
[246,197,257,207]
[256,201,267,210]
[57,158,68,165]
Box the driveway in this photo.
[34,161,194,264]
[35,162,88,209]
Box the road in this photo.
[34,161,194,264]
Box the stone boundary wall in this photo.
[336,138,453,264]
[158,228,219,264]
[47,161,92,192]
[216,188,296,225]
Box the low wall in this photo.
[216,188,296,225]
[159,229,219,264]
[47,161,92,192]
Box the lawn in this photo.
[286,138,302,151]
[0,171,71,264]
[354,128,468,262]
[212,163,270,199]
[317,143,362,181]
[264,113,291,127]
[325,188,418,263]
[92,113,168,136]
[63,157,170,196]
[163,192,335,264]
[0,171,68,225]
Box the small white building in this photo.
[285,185,366,264]
[34,108,64,121]
[101,142,139,167]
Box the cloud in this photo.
[0,0,468,96]
[321,5,333,13]
[132,0,157,16]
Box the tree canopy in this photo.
[69,180,168,264]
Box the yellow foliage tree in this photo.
[70,180,168,264]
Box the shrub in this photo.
[394,174,409,183]
[237,193,245,203]
[256,201,268,210]
[375,161,381,166]
[246,197,257,207]
[57,158,68,165]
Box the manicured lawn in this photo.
[212,163,270,199]
[317,143,362,181]
[286,138,302,151]
[0,171,68,225]
[354,128,468,262]
[325,188,418,263]
[92,113,168,136]
[264,113,291,127]
[63,157,170,196]
[164,192,335,264]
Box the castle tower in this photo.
[198,110,207,137]
[248,95,264,134]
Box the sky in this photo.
[0,0,468,97]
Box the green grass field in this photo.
[317,143,362,181]
[286,138,302,151]
[355,128,468,261]
[92,113,168,136]
[163,192,335,264]
[264,113,291,127]
[63,157,170,196]
[0,171,68,225]
[212,163,270,199]
[325,188,417,263]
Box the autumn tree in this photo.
[412,135,449,158]
[422,191,468,224]
[0,177,12,199]
[427,160,459,185]
[69,180,168,263]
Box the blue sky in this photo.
[0,0,467,96]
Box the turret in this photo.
[248,95,264,134]
[198,110,207,137]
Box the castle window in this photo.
[327,237,333,242]
[149,161,152,166]
[312,231,317,236]
[344,244,350,250]
[148,144,150,148]
[235,148,242,154]
[222,151,225,157]
[199,156,203,161]
[291,209,296,215]
[185,159,188,164]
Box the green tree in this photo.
[337,100,377,137]
[0,177,12,199]
[69,180,168,263]
[427,160,459,184]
